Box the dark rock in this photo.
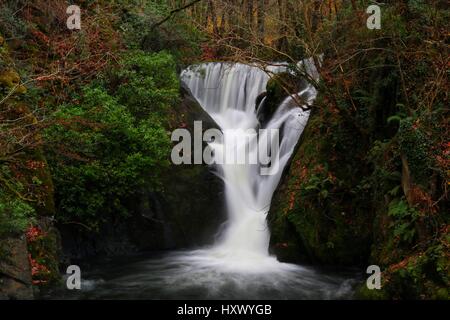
[58,221,137,261]
[162,84,226,247]
[257,72,308,126]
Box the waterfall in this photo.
[71,61,356,299]
[181,60,318,270]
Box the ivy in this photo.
[398,117,433,185]
[388,199,420,244]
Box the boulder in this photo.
[161,83,226,247]
[257,72,309,125]
[0,237,34,300]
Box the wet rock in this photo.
[268,109,372,266]
[257,72,308,125]
[162,84,226,247]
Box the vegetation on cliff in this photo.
[261,1,449,299]
[0,0,202,293]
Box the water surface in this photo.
[54,250,359,300]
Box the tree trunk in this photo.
[277,0,287,51]
[207,0,218,34]
[247,0,254,30]
[257,0,265,42]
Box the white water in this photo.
[181,61,317,271]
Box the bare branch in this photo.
[151,0,204,31]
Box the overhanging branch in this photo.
[151,0,204,31]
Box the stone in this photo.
[0,237,34,299]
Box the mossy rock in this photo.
[266,72,300,101]
[258,72,304,123]
[162,84,226,247]
[268,108,373,266]
[0,69,27,94]
[355,283,390,300]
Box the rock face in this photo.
[267,69,449,299]
[162,84,225,247]
[266,71,372,266]
[257,72,307,125]
[0,238,34,300]
[59,84,226,260]
[268,108,372,266]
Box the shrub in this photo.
[109,50,180,119]
[0,188,35,237]
[45,85,171,229]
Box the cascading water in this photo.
[181,62,316,270]
[63,61,357,300]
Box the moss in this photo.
[0,69,26,94]
[369,214,450,300]
[264,72,302,117]
[0,69,19,87]
[433,288,450,300]
[355,284,390,300]
[398,118,433,186]
[269,108,372,266]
